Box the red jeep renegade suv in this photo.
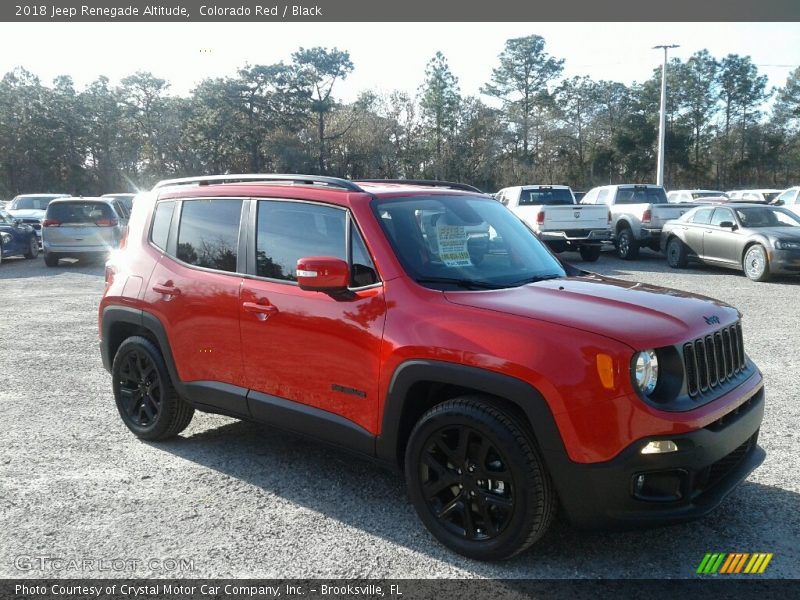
[99,175,765,560]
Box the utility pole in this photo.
[653,44,679,187]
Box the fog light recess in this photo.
[641,440,678,455]
[632,470,686,502]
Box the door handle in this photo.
[242,301,278,321]
[152,282,181,297]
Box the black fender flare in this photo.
[375,359,569,470]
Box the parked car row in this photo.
[667,187,798,206]
[0,192,136,267]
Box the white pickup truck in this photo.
[580,184,696,259]
[495,185,611,261]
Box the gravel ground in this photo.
[0,250,798,580]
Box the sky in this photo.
[0,22,798,102]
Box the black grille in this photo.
[683,322,746,398]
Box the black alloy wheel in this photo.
[112,336,194,440]
[419,424,515,542]
[405,396,555,560]
[615,227,640,260]
[117,347,163,428]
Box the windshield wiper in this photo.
[506,274,563,287]
[414,277,505,290]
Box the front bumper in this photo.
[770,248,800,274]
[548,383,765,529]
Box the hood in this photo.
[444,274,739,349]
[8,209,45,220]
[749,226,800,240]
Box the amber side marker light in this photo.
[596,354,615,389]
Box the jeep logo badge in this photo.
[704,315,721,325]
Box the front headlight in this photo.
[633,350,659,396]
[774,239,800,251]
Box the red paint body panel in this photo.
[100,180,763,468]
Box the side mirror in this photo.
[719,221,737,230]
[296,256,349,292]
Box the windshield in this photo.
[616,187,668,205]
[10,195,61,210]
[762,192,781,203]
[692,191,724,199]
[734,207,800,228]
[519,188,574,206]
[372,195,566,290]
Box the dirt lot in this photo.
[0,250,798,579]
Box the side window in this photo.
[150,201,174,251]
[176,199,242,272]
[691,208,714,224]
[710,208,734,226]
[596,189,610,205]
[256,201,345,282]
[351,226,379,287]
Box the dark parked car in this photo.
[7,193,69,244]
[662,203,800,281]
[0,208,39,264]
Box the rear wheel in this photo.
[615,227,639,260]
[405,396,555,560]
[666,237,688,268]
[112,336,194,440]
[24,235,39,259]
[743,244,771,282]
[44,252,59,267]
[578,245,601,262]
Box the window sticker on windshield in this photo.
[436,224,472,267]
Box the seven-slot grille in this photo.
[683,322,746,397]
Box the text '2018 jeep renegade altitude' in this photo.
[99,175,765,560]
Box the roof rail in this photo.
[357,179,483,193]
[152,174,364,192]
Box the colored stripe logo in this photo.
[697,553,773,574]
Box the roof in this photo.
[153,174,487,204]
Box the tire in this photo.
[743,244,771,282]
[615,227,639,260]
[405,396,555,560]
[578,245,601,262]
[44,252,59,267]
[24,235,39,259]
[666,237,688,268]
[111,336,194,440]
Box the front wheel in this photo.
[666,237,688,268]
[405,396,555,560]
[615,227,639,260]
[579,245,601,262]
[24,235,39,259]
[112,336,194,440]
[743,245,771,282]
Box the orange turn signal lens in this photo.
[596,354,615,390]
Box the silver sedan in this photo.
[661,203,800,282]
